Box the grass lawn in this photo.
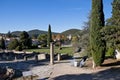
[25,47,74,56]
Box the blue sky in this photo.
[0,0,113,33]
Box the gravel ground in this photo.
[48,59,120,80]
[30,59,106,80]
[30,59,120,80]
[1,58,120,80]
[31,65,54,79]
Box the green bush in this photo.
[41,43,47,47]
[15,46,22,51]
[106,48,114,57]
[32,44,38,49]
[8,39,19,50]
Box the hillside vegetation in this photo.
[61,29,81,36]
[11,29,58,37]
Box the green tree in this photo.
[90,0,106,68]
[15,46,22,51]
[6,31,12,38]
[101,26,120,49]
[47,24,52,47]
[72,36,80,52]
[82,11,91,31]
[32,34,38,39]
[80,12,91,56]
[104,0,120,53]
[38,34,47,47]
[19,31,32,49]
[8,39,19,50]
[106,18,114,26]
[0,37,5,49]
[38,34,47,41]
[112,0,120,26]
[106,0,120,26]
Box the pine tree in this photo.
[8,39,19,50]
[112,0,120,26]
[19,31,32,49]
[90,0,106,68]
[47,24,52,47]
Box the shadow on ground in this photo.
[52,59,120,80]
[102,60,120,67]
[52,67,120,80]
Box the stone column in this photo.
[35,54,38,61]
[24,52,27,61]
[50,42,54,65]
[15,54,17,61]
[57,53,61,61]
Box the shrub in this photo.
[32,44,38,49]
[106,47,114,57]
[8,39,19,50]
[41,43,47,47]
[15,46,22,51]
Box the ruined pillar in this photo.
[57,53,61,61]
[35,54,38,61]
[15,55,17,61]
[50,42,54,65]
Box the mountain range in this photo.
[11,29,48,37]
[11,29,81,37]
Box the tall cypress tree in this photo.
[90,0,106,67]
[47,24,52,47]
[112,0,120,26]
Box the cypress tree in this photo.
[47,24,52,47]
[112,0,120,26]
[90,0,106,67]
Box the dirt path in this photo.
[28,58,120,80]
[48,60,102,80]
[48,59,120,80]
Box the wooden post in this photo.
[50,42,54,65]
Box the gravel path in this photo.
[30,59,108,80]
[48,59,120,80]
[48,60,94,80]
[30,59,120,80]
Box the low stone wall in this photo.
[13,75,38,80]
[38,53,46,60]
[0,52,39,61]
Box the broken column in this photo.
[50,42,54,65]
[57,53,61,61]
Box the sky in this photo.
[0,0,113,33]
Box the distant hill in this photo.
[11,29,59,37]
[0,29,82,37]
[11,31,22,36]
[61,29,81,36]
[28,29,47,37]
